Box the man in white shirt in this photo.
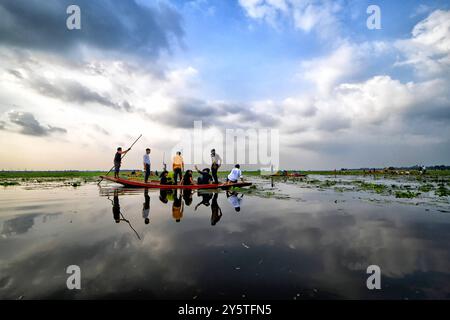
[227,164,243,184]
[143,148,151,183]
[211,148,222,184]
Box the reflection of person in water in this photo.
[108,190,142,240]
[211,193,222,225]
[182,190,193,206]
[195,192,213,210]
[113,190,121,223]
[142,189,150,225]
[172,190,184,222]
[226,190,244,212]
[159,189,169,203]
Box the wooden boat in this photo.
[270,173,307,178]
[100,176,252,189]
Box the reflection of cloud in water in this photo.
[1,214,39,236]
[0,184,449,299]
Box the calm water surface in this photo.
[1,177,449,299]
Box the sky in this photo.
[0,0,449,170]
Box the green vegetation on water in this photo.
[0,171,104,179]
[1,170,449,201]
[436,185,450,197]
[356,181,388,194]
[303,169,450,176]
[1,169,449,180]
[395,191,420,199]
[1,181,20,186]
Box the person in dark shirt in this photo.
[181,170,194,185]
[194,165,213,184]
[114,147,130,178]
[160,170,172,185]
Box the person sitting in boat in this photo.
[114,147,130,179]
[226,164,243,184]
[160,170,172,185]
[194,165,213,185]
[181,169,194,185]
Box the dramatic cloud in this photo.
[6,111,67,136]
[395,10,450,78]
[154,98,279,129]
[0,0,183,57]
[28,76,133,112]
[273,10,450,167]
[0,3,449,170]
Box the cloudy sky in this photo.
[0,0,449,170]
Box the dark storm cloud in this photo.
[28,76,133,112]
[6,111,67,136]
[403,99,450,123]
[0,0,183,56]
[155,98,280,129]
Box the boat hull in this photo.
[100,176,252,189]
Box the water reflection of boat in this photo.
[102,188,242,226]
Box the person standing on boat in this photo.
[143,148,151,183]
[211,149,222,184]
[114,147,130,179]
[172,151,184,185]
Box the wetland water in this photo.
[0,176,449,299]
